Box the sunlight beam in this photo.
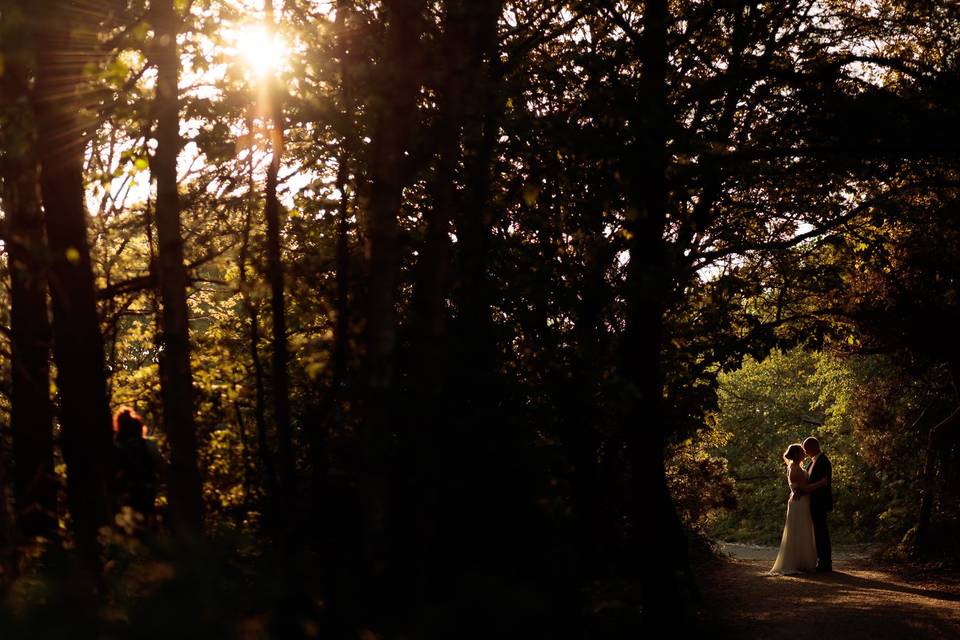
[231,24,288,78]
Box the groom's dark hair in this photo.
[803,437,821,453]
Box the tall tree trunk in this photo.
[32,4,113,574]
[410,0,465,389]
[365,0,422,410]
[240,130,278,526]
[261,0,295,535]
[306,7,361,631]
[618,0,695,623]
[1,54,57,541]
[153,0,204,533]
[453,2,501,391]
[361,0,424,596]
[559,207,614,581]
[393,1,474,626]
[3,151,57,541]
[331,137,351,406]
[312,0,356,507]
[0,441,16,589]
[449,0,503,554]
[915,362,960,552]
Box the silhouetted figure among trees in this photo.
[112,408,165,533]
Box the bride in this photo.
[769,443,817,575]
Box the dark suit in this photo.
[807,453,833,570]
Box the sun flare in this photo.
[232,24,288,77]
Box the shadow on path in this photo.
[795,569,960,603]
[701,553,960,640]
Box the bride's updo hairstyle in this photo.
[783,443,805,464]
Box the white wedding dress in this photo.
[769,463,817,575]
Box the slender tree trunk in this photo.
[450,0,503,549]
[33,5,113,574]
[0,429,17,589]
[240,130,278,524]
[0,122,23,572]
[260,0,296,535]
[452,0,502,383]
[566,205,614,579]
[331,145,351,401]
[561,32,620,583]
[408,0,466,476]
[265,134,295,519]
[331,0,356,399]
[618,0,695,623]
[4,156,57,542]
[361,0,424,595]
[312,0,356,505]
[365,0,422,409]
[391,2,473,626]
[305,7,360,630]
[915,363,960,552]
[153,0,204,533]
[0,74,57,541]
[410,0,464,383]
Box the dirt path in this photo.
[700,544,960,639]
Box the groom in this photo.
[796,436,833,572]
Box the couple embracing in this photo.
[769,436,833,575]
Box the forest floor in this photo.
[699,543,960,639]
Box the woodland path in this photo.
[699,543,960,639]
